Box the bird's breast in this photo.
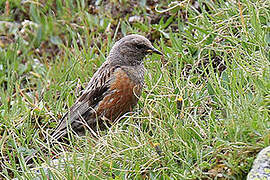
[96,68,143,121]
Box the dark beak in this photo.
[147,47,163,56]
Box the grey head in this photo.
[107,34,162,66]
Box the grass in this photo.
[0,0,269,179]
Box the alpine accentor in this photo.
[51,34,162,141]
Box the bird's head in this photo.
[108,34,162,66]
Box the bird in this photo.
[50,34,163,142]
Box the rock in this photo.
[247,146,270,180]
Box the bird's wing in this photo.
[50,63,121,141]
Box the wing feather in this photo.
[51,63,120,141]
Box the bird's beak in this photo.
[147,47,163,56]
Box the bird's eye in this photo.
[136,44,146,49]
